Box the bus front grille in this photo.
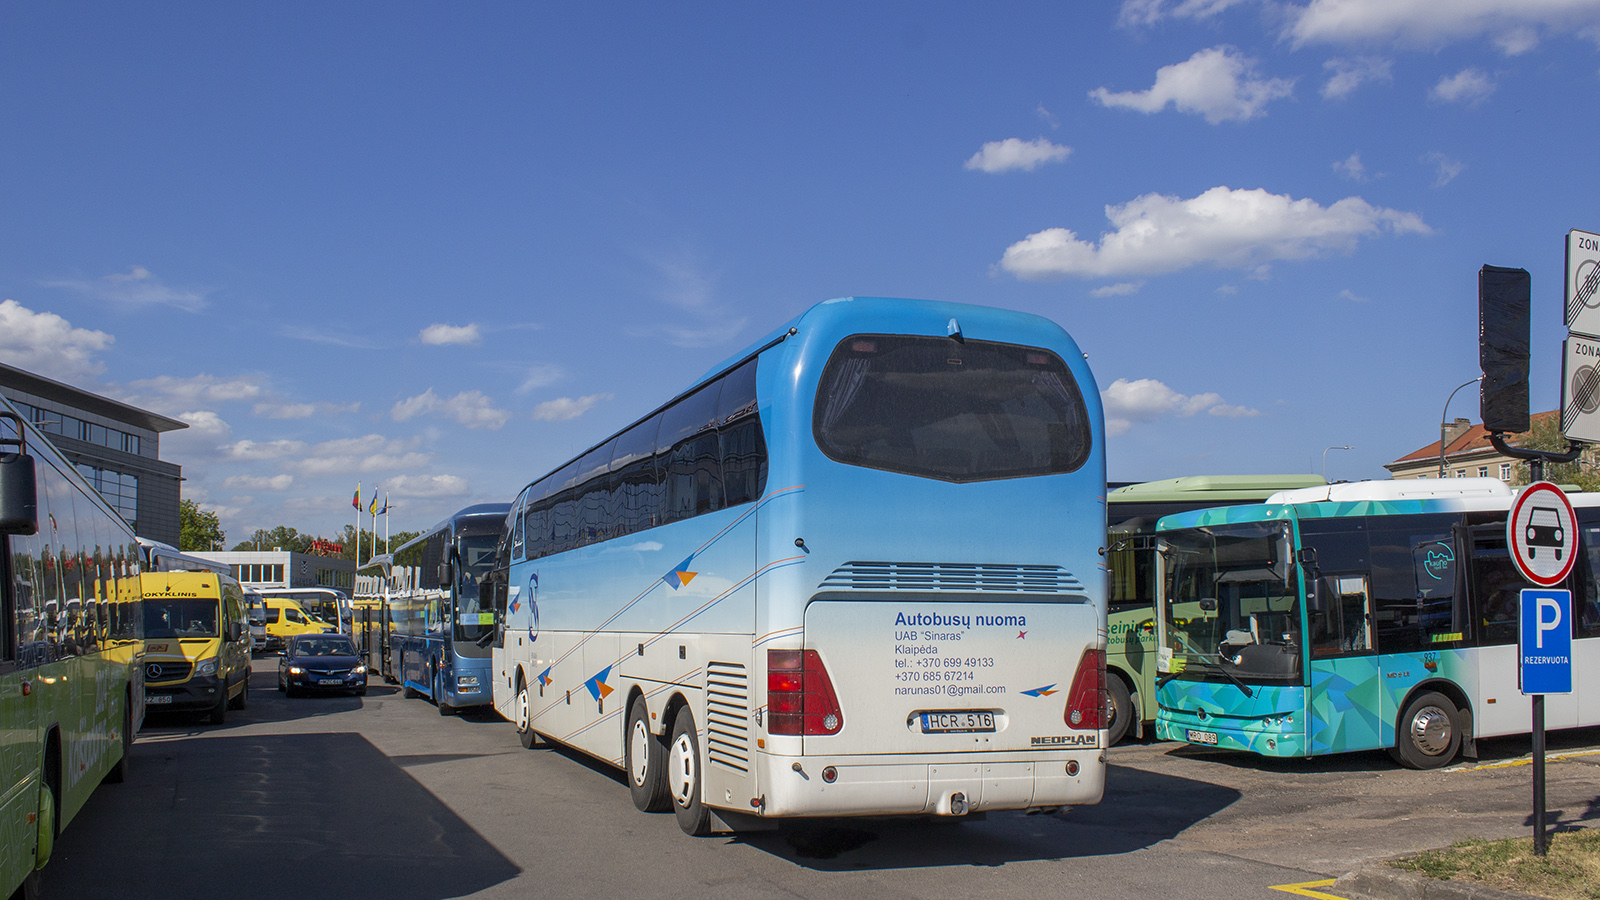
[705,661,750,773]
[819,561,1084,595]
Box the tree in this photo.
[1505,413,1600,492]
[231,526,313,553]
[179,499,225,551]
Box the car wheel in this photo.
[277,671,286,692]
[626,695,670,812]
[230,674,249,711]
[1106,675,1134,746]
[516,679,541,749]
[667,706,711,836]
[1390,691,1461,770]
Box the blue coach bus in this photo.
[489,296,1109,835]
[385,503,509,714]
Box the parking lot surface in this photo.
[40,659,1600,900]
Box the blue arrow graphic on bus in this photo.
[1021,684,1059,697]
[538,666,553,688]
[585,666,614,701]
[661,555,698,590]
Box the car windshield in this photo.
[1159,520,1303,685]
[293,637,356,657]
[145,599,219,638]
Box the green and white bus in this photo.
[1105,475,1324,744]
[2,401,144,900]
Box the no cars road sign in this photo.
[1507,482,1578,587]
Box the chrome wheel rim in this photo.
[1409,705,1453,756]
[516,685,531,733]
[629,719,650,787]
[668,731,696,808]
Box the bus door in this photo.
[1300,519,1389,753]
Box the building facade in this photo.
[0,361,187,544]
[192,550,356,592]
[1385,410,1580,481]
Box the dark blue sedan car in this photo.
[278,634,368,697]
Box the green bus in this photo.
[1104,475,1323,744]
[2,402,144,900]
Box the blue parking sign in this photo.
[1520,589,1573,695]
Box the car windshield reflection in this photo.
[292,639,355,657]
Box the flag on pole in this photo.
[352,484,361,510]
[369,495,379,516]
[378,493,390,516]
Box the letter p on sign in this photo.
[1536,597,1563,649]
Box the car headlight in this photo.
[194,658,218,677]
[288,666,305,675]
[353,665,367,675]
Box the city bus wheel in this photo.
[626,696,670,812]
[1391,691,1461,770]
[14,867,41,900]
[516,680,541,749]
[668,707,711,836]
[1106,676,1134,746]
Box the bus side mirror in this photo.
[438,557,454,585]
[1198,598,1217,611]
[0,451,39,535]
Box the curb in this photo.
[1333,862,1546,900]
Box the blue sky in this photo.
[4,1,1600,542]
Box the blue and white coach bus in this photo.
[385,503,509,714]
[489,297,1109,835]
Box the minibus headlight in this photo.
[194,658,218,677]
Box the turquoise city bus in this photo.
[1153,478,1600,769]
[1104,475,1324,744]
[2,402,144,899]
[491,297,1110,835]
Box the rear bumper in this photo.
[753,749,1104,818]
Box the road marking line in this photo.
[1450,748,1600,771]
[1269,878,1346,900]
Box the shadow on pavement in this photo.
[733,761,1240,870]
[41,732,521,900]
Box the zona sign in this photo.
[1507,481,1578,586]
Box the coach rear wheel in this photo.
[626,696,670,812]
[435,671,455,716]
[1390,691,1461,770]
[1106,676,1134,746]
[516,679,540,749]
[668,707,711,836]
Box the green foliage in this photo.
[231,525,313,553]
[178,499,225,551]
[1506,415,1600,492]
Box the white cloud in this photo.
[294,434,432,476]
[176,410,232,439]
[381,474,470,498]
[0,299,113,384]
[1089,46,1294,124]
[1035,104,1060,129]
[1321,56,1393,99]
[418,323,482,346]
[1339,288,1371,302]
[964,138,1072,173]
[252,401,359,419]
[998,186,1430,280]
[516,364,564,394]
[532,393,611,422]
[1286,0,1600,52]
[1091,282,1144,297]
[1430,68,1496,104]
[1117,0,1250,27]
[224,439,308,461]
[120,373,266,413]
[390,388,509,430]
[1424,151,1467,186]
[1101,377,1259,436]
[223,474,295,491]
[43,266,206,312]
[279,326,382,349]
[642,252,746,349]
[1332,152,1369,181]
[1216,284,1240,295]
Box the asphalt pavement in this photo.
[38,658,1600,900]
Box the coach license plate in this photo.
[318,678,342,685]
[921,711,996,734]
[147,694,173,704]
[1187,729,1219,745]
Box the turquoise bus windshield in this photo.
[1161,520,1302,684]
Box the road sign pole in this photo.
[1532,694,1547,856]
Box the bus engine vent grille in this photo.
[705,661,750,774]
[820,561,1084,594]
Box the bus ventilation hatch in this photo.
[706,661,751,773]
[819,562,1084,594]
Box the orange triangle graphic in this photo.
[677,571,697,587]
[597,681,615,700]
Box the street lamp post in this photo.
[1439,377,1483,478]
[1323,445,1352,481]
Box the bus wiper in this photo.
[475,631,495,648]
[1215,656,1254,698]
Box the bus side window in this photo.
[1368,515,1463,653]
[1577,525,1600,638]
[1310,575,1372,657]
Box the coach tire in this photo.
[1106,675,1134,746]
[1391,691,1461,770]
[626,696,670,812]
[436,670,455,716]
[668,706,711,836]
[516,679,540,749]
